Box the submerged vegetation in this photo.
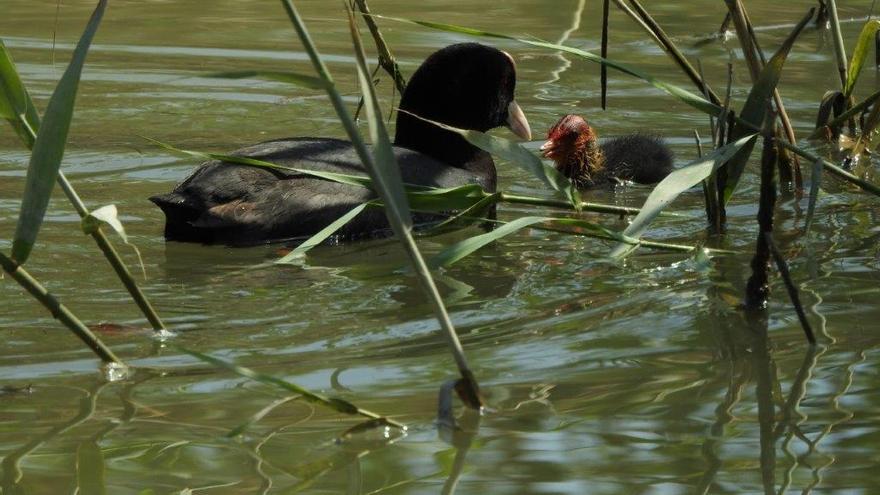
[2,0,880,492]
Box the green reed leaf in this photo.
[610,135,757,258]
[844,20,880,98]
[147,137,374,189]
[0,39,40,147]
[12,0,106,263]
[429,216,632,268]
[276,202,371,264]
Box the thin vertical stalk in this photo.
[827,0,848,89]
[278,0,481,406]
[600,0,610,109]
[352,0,406,94]
[0,252,123,364]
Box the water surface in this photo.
[2,1,880,493]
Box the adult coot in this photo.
[540,114,673,189]
[150,43,531,245]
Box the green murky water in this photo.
[2,1,879,493]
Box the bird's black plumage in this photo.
[150,43,526,245]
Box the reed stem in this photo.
[352,0,407,94]
[279,0,481,406]
[827,0,849,89]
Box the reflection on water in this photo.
[2,0,880,493]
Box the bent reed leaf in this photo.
[12,0,107,264]
[610,134,757,258]
[178,347,404,429]
[276,202,372,264]
[429,216,635,268]
[722,10,810,204]
[147,137,374,189]
[0,39,41,148]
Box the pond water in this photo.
[2,0,880,493]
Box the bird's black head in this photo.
[394,43,530,171]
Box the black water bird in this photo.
[150,43,531,245]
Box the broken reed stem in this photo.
[353,0,407,94]
[0,252,123,364]
[763,232,817,344]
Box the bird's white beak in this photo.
[505,100,532,141]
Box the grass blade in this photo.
[148,137,374,189]
[0,39,40,148]
[276,202,371,264]
[178,347,404,429]
[349,12,412,226]
[429,216,642,268]
[610,134,757,258]
[429,217,557,268]
[843,20,880,97]
[203,70,328,90]
[12,0,106,263]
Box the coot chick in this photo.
[540,114,673,188]
[150,43,531,246]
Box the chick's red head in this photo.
[540,114,596,164]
